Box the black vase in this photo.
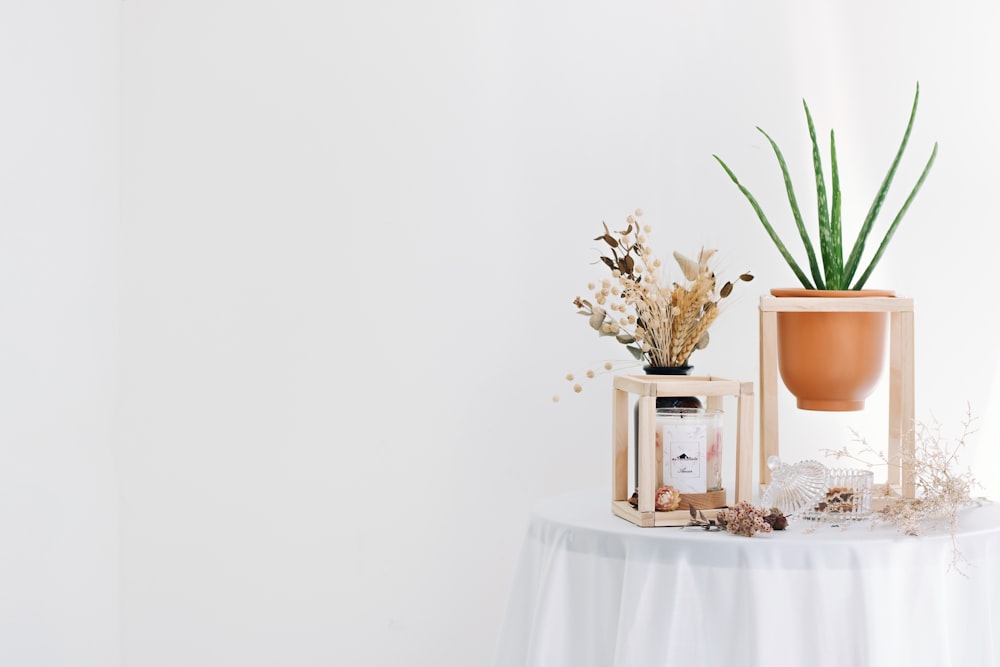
[642,365,703,409]
[632,365,703,496]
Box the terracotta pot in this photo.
[771,288,895,411]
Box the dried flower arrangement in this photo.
[685,502,788,536]
[822,408,985,573]
[556,209,752,399]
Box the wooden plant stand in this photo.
[759,295,916,500]
[611,375,754,527]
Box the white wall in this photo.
[0,2,120,666]
[4,2,999,666]
[117,2,1000,666]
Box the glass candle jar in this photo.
[655,407,724,493]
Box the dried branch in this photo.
[822,406,986,575]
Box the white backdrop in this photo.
[4,2,1000,666]
[0,2,119,666]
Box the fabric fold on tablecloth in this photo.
[492,489,1000,667]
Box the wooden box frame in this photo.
[611,375,754,527]
[759,295,916,499]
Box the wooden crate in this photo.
[611,375,755,527]
[758,295,915,499]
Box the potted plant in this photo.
[713,82,937,410]
[564,210,754,508]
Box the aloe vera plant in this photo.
[714,83,938,290]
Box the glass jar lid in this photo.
[759,456,827,517]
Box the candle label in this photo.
[661,421,707,493]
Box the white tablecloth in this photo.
[492,489,1000,667]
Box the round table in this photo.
[492,488,1000,667]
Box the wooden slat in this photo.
[759,296,914,313]
[637,395,656,514]
[612,387,630,502]
[736,382,754,502]
[899,310,916,498]
[612,501,724,527]
[888,311,903,490]
[759,309,779,486]
[613,375,742,397]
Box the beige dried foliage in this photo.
[822,407,987,575]
[571,209,752,370]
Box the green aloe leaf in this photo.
[757,128,825,289]
[827,130,844,289]
[714,155,815,289]
[852,142,938,289]
[720,82,933,291]
[804,101,837,289]
[843,82,922,287]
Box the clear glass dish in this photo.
[801,468,875,520]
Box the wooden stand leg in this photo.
[736,383,754,503]
[901,310,916,499]
[889,310,916,498]
[637,395,656,525]
[612,387,629,502]
[760,309,779,487]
